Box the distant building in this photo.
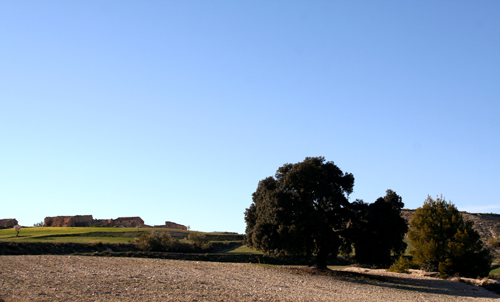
[113,217,144,227]
[164,221,188,230]
[0,219,18,228]
[42,215,146,228]
[44,215,93,227]
[92,219,114,227]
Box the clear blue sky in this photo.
[1,1,499,233]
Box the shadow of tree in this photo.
[364,274,497,298]
[285,267,500,299]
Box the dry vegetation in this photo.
[1,255,499,302]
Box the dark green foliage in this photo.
[136,231,177,252]
[188,232,212,250]
[387,256,414,273]
[408,196,492,278]
[350,190,408,267]
[245,157,354,269]
[136,231,195,252]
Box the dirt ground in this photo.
[0,255,499,301]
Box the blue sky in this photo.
[1,1,499,233]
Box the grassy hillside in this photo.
[0,227,243,244]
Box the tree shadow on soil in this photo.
[284,267,500,298]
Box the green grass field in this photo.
[226,245,263,254]
[0,227,194,243]
[491,264,500,276]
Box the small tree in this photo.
[13,225,22,237]
[408,195,491,278]
[350,190,408,267]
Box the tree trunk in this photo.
[312,247,328,269]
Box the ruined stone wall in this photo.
[44,215,93,227]
[44,216,72,227]
[0,219,18,228]
[113,217,144,227]
[43,215,151,228]
[73,215,93,227]
[164,221,188,230]
[92,219,114,227]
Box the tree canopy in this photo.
[408,196,491,278]
[244,157,354,269]
[350,190,408,266]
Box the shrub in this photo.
[188,232,212,250]
[136,231,196,253]
[136,232,178,252]
[388,256,413,273]
[487,236,500,248]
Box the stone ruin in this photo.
[113,217,145,227]
[44,215,93,227]
[0,219,18,229]
[42,215,187,229]
[43,215,145,228]
[154,221,188,230]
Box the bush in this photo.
[136,231,198,253]
[136,232,179,252]
[408,196,492,278]
[188,232,212,250]
[487,236,500,248]
[387,256,413,273]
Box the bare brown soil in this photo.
[1,256,499,301]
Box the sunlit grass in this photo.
[226,245,263,254]
[0,227,196,243]
[0,227,88,239]
[404,238,414,256]
[491,263,500,276]
[16,236,135,243]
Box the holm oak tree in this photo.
[350,190,408,267]
[244,157,354,269]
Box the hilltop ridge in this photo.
[401,209,500,244]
